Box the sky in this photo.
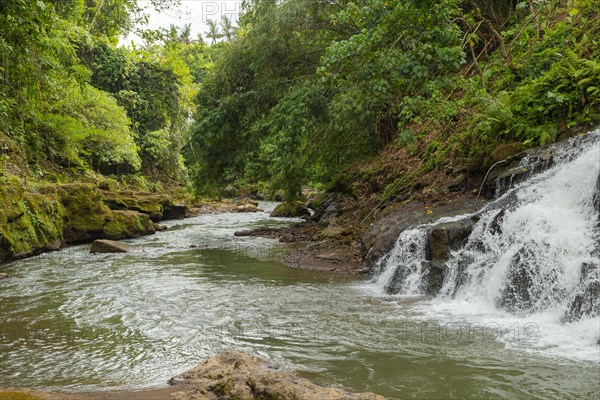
[121,0,242,46]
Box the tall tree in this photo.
[205,19,221,44]
[220,15,237,42]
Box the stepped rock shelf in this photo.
[0,183,186,264]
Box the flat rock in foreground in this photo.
[169,351,386,400]
[0,352,386,400]
[89,239,133,254]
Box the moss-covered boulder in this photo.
[58,184,113,243]
[0,179,65,262]
[0,182,158,263]
[103,210,155,239]
[101,190,176,221]
[270,201,311,218]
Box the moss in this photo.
[0,180,64,261]
[103,210,155,239]
[101,191,173,221]
[270,201,310,218]
[58,184,112,242]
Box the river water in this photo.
[0,203,598,399]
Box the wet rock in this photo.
[235,204,259,213]
[593,172,600,218]
[499,244,540,312]
[0,272,9,279]
[234,227,280,237]
[270,201,311,218]
[362,198,483,270]
[163,204,188,220]
[564,262,600,321]
[309,192,341,225]
[426,219,475,264]
[101,190,173,221]
[103,210,156,240]
[90,239,133,254]
[169,351,385,400]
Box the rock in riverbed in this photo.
[90,239,133,254]
[270,201,311,218]
[169,351,385,400]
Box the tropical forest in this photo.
[0,0,599,399]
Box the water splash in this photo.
[371,130,600,360]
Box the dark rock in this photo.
[498,244,550,312]
[490,142,525,163]
[564,262,600,321]
[163,204,188,220]
[426,219,475,263]
[488,209,506,235]
[421,218,476,295]
[362,198,484,271]
[90,239,133,254]
[309,193,340,224]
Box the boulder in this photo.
[235,204,260,213]
[102,210,156,240]
[362,198,483,270]
[426,218,475,265]
[90,239,133,254]
[169,351,385,400]
[163,203,188,220]
[270,201,311,218]
[237,197,259,207]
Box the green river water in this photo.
[0,203,598,399]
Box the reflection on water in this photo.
[0,203,598,399]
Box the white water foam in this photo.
[367,130,600,362]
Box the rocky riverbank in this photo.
[0,179,263,265]
[240,131,598,276]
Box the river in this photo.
[0,202,598,399]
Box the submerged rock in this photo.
[90,239,133,254]
[169,351,385,400]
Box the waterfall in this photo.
[373,130,600,322]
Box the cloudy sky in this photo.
[122,0,242,45]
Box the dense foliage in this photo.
[0,0,205,185]
[188,0,600,199]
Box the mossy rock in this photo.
[101,191,173,221]
[58,184,112,243]
[103,210,155,239]
[0,181,65,261]
[270,201,311,218]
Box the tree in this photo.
[205,19,221,44]
[220,16,237,42]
